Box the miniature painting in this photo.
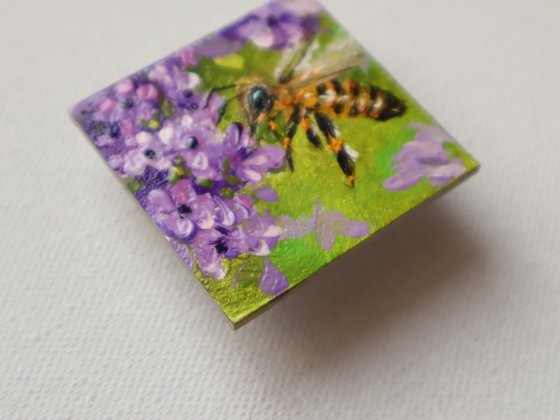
[70,0,479,326]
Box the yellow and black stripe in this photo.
[311,79,406,122]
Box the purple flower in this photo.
[222,123,285,184]
[206,196,283,260]
[313,203,370,250]
[278,201,370,250]
[169,239,194,270]
[253,184,279,202]
[191,0,322,57]
[180,194,284,281]
[221,2,319,50]
[192,35,245,58]
[229,210,283,257]
[384,123,467,191]
[148,179,217,241]
[90,78,161,143]
[150,188,285,281]
[158,113,223,181]
[259,257,288,296]
[176,47,198,68]
[147,58,202,110]
[122,132,172,176]
[191,240,227,280]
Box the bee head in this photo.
[246,85,274,124]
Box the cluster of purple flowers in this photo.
[144,119,286,281]
[192,0,322,56]
[71,0,372,297]
[384,123,467,191]
[71,37,293,293]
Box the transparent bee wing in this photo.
[275,35,321,84]
[280,36,370,90]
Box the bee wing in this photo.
[281,36,370,90]
[276,35,320,84]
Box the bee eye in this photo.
[249,87,270,115]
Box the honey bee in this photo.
[206,37,407,187]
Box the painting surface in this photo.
[70,0,479,325]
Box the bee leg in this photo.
[301,112,322,149]
[283,107,302,171]
[268,119,279,133]
[314,112,356,187]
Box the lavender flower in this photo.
[118,94,227,179]
[253,184,279,202]
[147,58,202,110]
[222,210,283,258]
[384,123,467,191]
[191,239,227,280]
[148,179,217,241]
[176,47,198,68]
[278,201,370,250]
[92,78,161,138]
[179,194,284,282]
[221,2,319,50]
[158,113,224,182]
[259,257,288,296]
[122,132,172,176]
[169,239,194,270]
[196,195,282,259]
[313,203,370,250]
[190,0,321,56]
[222,123,285,184]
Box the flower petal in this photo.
[258,257,288,296]
[148,189,175,212]
[253,184,279,202]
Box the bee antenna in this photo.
[213,90,250,124]
[203,84,238,109]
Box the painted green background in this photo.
[189,12,478,324]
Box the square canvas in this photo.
[70,0,479,327]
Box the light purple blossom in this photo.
[226,210,283,258]
[169,239,194,270]
[183,196,284,281]
[176,47,198,68]
[192,0,322,56]
[278,201,370,250]
[148,179,217,241]
[384,123,467,191]
[200,195,283,260]
[313,203,370,250]
[259,257,289,296]
[192,35,245,58]
[221,2,319,50]
[222,123,285,184]
[87,78,160,147]
[122,132,172,176]
[117,94,227,178]
[191,239,227,280]
[147,59,202,110]
[253,184,279,202]
[158,113,224,181]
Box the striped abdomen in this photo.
[300,79,406,121]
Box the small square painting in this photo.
[70,0,479,327]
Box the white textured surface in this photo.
[1,0,559,417]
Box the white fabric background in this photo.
[1,0,559,418]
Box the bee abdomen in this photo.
[314,79,406,121]
[366,85,406,121]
